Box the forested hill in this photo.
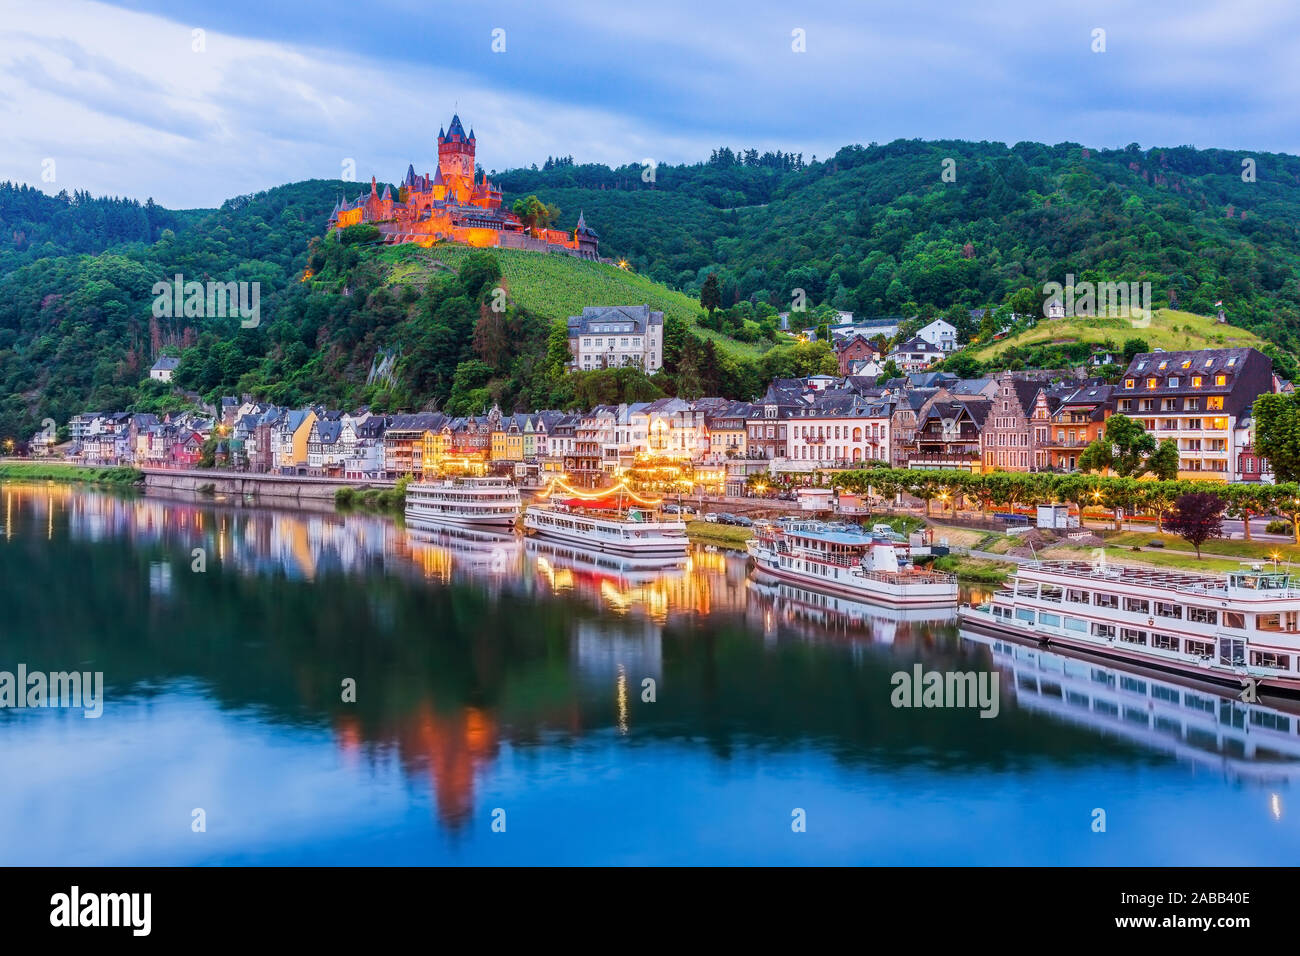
[495,140,1300,350]
[2,136,1300,441]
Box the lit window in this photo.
[1192,376,1202,387]
[1125,378,1135,389]
[1215,374,1227,386]
[1146,378,1158,389]
[1207,397,1223,410]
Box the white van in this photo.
[871,522,895,536]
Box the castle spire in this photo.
[370,175,377,197]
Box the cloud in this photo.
[1,0,1298,207]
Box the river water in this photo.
[1,482,1297,865]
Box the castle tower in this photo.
[437,114,476,204]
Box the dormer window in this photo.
[1215,374,1227,386]
[1192,376,1202,387]
[1146,377,1158,389]
[1125,378,1135,389]
[1168,377,1179,387]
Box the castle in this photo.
[328,114,600,259]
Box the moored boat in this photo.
[403,476,521,529]
[523,481,688,559]
[961,559,1300,699]
[745,520,957,609]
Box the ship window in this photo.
[1120,628,1147,644]
[1188,607,1217,625]
[1066,588,1090,604]
[1092,622,1116,638]
[1040,585,1063,603]
[1251,651,1290,671]
[1093,593,1118,609]
[1039,612,1061,627]
[1154,602,1181,619]
[1257,613,1282,631]
[1124,597,1149,613]
[1065,617,1088,633]
[1151,633,1179,651]
[1015,608,1035,623]
[1223,611,1246,630]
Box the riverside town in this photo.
[5,0,1300,905]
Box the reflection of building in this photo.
[572,618,663,685]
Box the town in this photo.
[27,309,1282,495]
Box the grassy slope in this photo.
[375,244,769,360]
[970,309,1265,360]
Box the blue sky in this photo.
[2,0,1298,208]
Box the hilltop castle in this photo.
[328,114,600,259]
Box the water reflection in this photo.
[3,482,1300,862]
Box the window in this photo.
[1207,396,1223,410]
[1125,379,1135,389]
[1146,377,1158,389]
[1215,374,1227,386]
[1118,399,1133,411]
[1192,376,1202,387]
[1040,585,1062,603]
[1124,597,1149,613]
[1224,611,1246,630]
[1186,639,1214,658]
[1185,398,1200,411]
[1094,593,1118,609]
[1252,651,1290,670]
[1039,612,1061,627]
[1065,617,1088,633]
[1152,633,1179,651]
[1066,588,1090,604]
[1120,628,1148,645]
[1093,622,1116,638]
[1015,608,1035,623]
[1168,377,1179,387]
[1155,601,1181,619]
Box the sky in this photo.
[1,0,1298,209]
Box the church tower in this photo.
[437,115,476,204]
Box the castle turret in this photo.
[437,113,476,202]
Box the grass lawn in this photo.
[970,309,1263,361]
[0,462,142,485]
[933,554,1011,585]
[686,520,754,549]
[1040,543,1260,575]
[375,244,770,361]
[927,524,987,549]
[1104,531,1300,563]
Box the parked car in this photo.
[662,503,681,514]
[703,513,719,523]
[714,512,738,525]
[731,515,754,527]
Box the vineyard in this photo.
[375,244,771,360]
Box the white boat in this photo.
[961,559,1300,700]
[746,520,957,609]
[524,497,688,558]
[403,476,520,529]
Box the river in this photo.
[1,482,1297,865]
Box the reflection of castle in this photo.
[965,629,1300,783]
[329,114,600,259]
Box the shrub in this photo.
[335,487,358,508]
[1266,519,1292,535]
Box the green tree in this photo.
[1122,337,1150,363]
[700,273,722,314]
[1254,393,1300,483]
[1078,414,1160,478]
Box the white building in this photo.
[916,318,958,353]
[887,336,945,372]
[786,403,892,466]
[150,356,181,382]
[567,305,664,372]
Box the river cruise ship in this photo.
[403,476,520,529]
[746,521,958,609]
[524,497,689,559]
[961,560,1300,699]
